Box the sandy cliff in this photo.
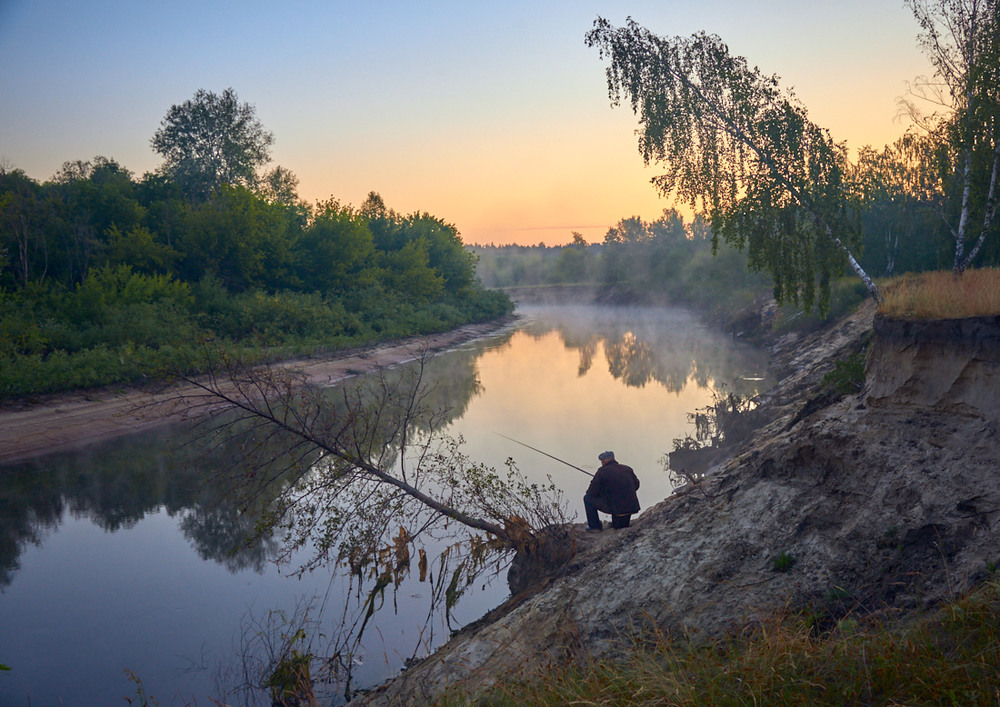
[355,301,1000,704]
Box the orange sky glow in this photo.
[0,1,933,246]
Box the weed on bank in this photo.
[442,579,1000,706]
[879,268,1000,320]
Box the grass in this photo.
[878,268,1000,319]
[441,579,1000,706]
[772,551,797,572]
[822,351,868,394]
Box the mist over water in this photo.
[0,304,770,705]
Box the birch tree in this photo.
[586,18,879,312]
[173,353,569,581]
[901,0,1000,274]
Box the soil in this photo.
[0,319,514,466]
[353,300,1000,705]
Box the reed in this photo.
[878,268,1000,319]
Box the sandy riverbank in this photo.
[0,319,513,466]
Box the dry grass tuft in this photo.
[442,578,1000,706]
[879,268,1000,319]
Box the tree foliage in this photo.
[901,0,1000,273]
[0,147,512,398]
[585,17,878,312]
[151,88,274,200]
[852,133,946,275]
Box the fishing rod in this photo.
[494,432,594,477]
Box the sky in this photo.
[0,1,933,246]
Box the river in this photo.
[0,304,770,705]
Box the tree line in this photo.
[472,212,773,315]
[584,0,999,312]
[0,89,510,398]
[481,1,998,317]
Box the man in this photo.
[584,451,640,531]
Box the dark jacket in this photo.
[586,461,640,515]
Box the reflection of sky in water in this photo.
[428,305,771,507]
[0,304,770,705]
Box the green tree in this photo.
[0,168,52,288]
[399,212,475,295]
[381,238,446,300]
[360,191,399,252]
[901,0,1000,273]
[179,185,295,291]
[297,199,377,294]
[852,134,943,275]
[259,165,300,207]
[105,225,180,275]
[604,216,648,246]
[586,18,878,312]
[359,194,477,296]
[49,156,144,285]
[151,88,274,200]
[552,244,590,283]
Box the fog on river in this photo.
[0,304,770,705]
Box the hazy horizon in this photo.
[1,0,932,245]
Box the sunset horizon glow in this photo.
[1,1,932,246]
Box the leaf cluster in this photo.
[586,17,871,312]
[150,87,274,200]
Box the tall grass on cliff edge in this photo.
[879,267,1000,320]
[441,578,1000,706]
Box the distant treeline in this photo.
[475,191,970,319]
[0,161,510,398]
[475,210,774,317]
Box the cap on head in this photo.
[598,451,615,462]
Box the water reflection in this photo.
[0,431,261,586]
[0,304,770,704]
[0,344,492,590]
[517,305,769,395]
[432,306,771,510]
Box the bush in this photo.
[823,351,867,394]
[0,270,510,400]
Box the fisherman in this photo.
[584,451,640,531]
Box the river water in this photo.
[0,304,770,705]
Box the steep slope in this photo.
[355,302,1000,704]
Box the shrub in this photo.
[772,552,797,572]
[823,351,867,394]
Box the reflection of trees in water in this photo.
[0,348,488,590]
[183,350,565,703]
[404,338,497,423]
[180,505,279,574]
[577,340,598,377]
[0,433,256,587]
[414,329,515,416]
[520,305,770,393]
[0,465,63,588]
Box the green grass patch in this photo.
[823,351,867,394]
[0,283,513,400]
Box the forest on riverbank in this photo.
[0,90,510,400]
